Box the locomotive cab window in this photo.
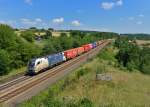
[37,61,40,65]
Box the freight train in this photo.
[27,40,105,75]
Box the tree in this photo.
[115,37,141,70]
[44,30,52,39]
[21,31,35,42]
[0,24,17,50]
[29,27,37,30]
[48,28,54,31]
[59,36,73,50]
[60,33,67,37]
[0,49,11,75]
[139,47,150,74]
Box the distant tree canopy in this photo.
[21,31,35,42]
[29,27,37,30]
[60,33,68,37]
[121,34,150,40]
[115,37,150,74]
[44,30,52,39]
[70,30,119,39]
[48,28,54,31]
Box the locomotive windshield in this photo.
[28,59,36,68]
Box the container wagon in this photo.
[47,52,66,67]
[64,49,78,60]
[82,44,93,52]
[92,42,97,49]
[75,47,85,55]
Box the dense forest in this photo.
[0,24,118,76]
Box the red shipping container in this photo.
[82,44,93,52]
[75,47,85,55]
[64,49,78,59]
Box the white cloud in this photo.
[128,17,135,20]
[0,20,6,24]
[71,20,81,26]
[35,18,42,22]
[25,0,32,5]
[21,18,36,26]
[119,18,124,21]
[116,0,123,6]
[101,2,115,10]
[138,14,144,18]
[136,21,143,25]
[52,17,64,24]
[20,18,43,26]
[0,20,16,26]
[101,0,123,10]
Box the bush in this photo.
[95,64,106,74]
[76,68,89,79]
[0,49,11,75]
[21,31,35,42]
[0,24,17,50]
[44,30,52,39]
[98,47,116,61]
[77,98,93,107]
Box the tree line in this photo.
[120,34,150,40]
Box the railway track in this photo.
[0,76,31,91]
[0,41,110,104]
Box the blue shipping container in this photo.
[92,42,97,49]
[47,53,65,67]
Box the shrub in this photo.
[95,64,106,74]
[21,31,35,42]
[76,68,89,79]
[0,49,11,75]
[77,98,94,107]
[98,47,116,62]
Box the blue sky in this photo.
[0,0,150,33]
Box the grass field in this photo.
[20,46,150,107]
[136,40,150,47]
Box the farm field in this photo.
[136,40,150,47]
[20,46,150,107]
[136,40,150,44]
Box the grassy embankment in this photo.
[20,45,150,107]
[0,67,26,83]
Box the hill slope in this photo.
[20,46,150,107]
